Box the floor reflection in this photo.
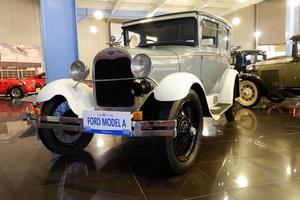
[0,98,300,199]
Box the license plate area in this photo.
[83,110,132,136]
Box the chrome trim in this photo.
[25,112,177,137]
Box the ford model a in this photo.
[26,11,239,173]
[238,35,300,108]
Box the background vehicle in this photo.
[231,50,266,73]
[26,11,239,174]
[0,72,46,98]
[238,35,300,107]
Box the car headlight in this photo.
[70,60,89,81]
[131,54,152,78]
[246,64,257,72]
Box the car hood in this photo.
[94,46,196,82]
[256,56,293,66]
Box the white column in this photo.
[286,0,300,54]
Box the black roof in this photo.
[123,11,231,28]
[290,35,300,41]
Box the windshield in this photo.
[123,17,197,48]
[245,54,265,64]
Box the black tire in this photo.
[267,96,284,103]
[158,90,203,174]
[38,96,93,155]
[238,80,261,108]
[9,87,24,98]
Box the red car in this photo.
[0,73,46,98]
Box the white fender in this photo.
[218,69,239,104]
[154,72,205,101]
[36,79,94,118]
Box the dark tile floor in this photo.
[1,97,300,200]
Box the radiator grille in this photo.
[94,57,134,107]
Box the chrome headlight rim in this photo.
[131,54,152,78]
[70,60,89,81]
[246,64,257,73]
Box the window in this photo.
[219,26,229,50]
[202,20,218,48]
[124,18,197,47]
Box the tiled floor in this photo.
[1,97,300,200]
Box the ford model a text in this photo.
[26,11,239,173]
[238,35,300,107]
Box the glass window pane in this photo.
[202,20,218,48]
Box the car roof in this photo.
[123,11,231,28]
[290,35,300,41]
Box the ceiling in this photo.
[77,0,263,18]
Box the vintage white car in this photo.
[26,11,239,173]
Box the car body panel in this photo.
[36,79,93,118]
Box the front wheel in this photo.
[238,80,261,108]
[38,96,93,155]
[158,90,203,174]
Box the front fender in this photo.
[240,73,283,98]
[153,72,205,101]
[36,79,94,117]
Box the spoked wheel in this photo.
[159,90,203,174]
[38,96,93,155]
[238,80,261,108]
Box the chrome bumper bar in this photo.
[24,112,177,137]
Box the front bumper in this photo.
[24,112,177,137]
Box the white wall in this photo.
[224,6,256,49]
[224,0,286,49]
[0,0,41,46]
[77,17,110,75]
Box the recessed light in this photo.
[231,17,241,26]
[94,10,103,20]
[89,25,98,34]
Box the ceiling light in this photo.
[89,25,98,34]
[289,0,300,7]
[94,10,103,20]
[231,17,241,26]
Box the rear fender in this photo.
[218,69,239,104]
[36,79,94,117]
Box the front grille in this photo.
[94,57,134,107]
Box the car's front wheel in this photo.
[158,90,203,174]
[38,96,94,155]
[238,80,261,108]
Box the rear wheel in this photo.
[238,80,261,108]
[158,90,203,174]
[38,96,93,155]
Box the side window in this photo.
[202,20,218,48]
[219,26,229,50]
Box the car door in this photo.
[283,40,300,88]
[200,18,221,94]
[218,25,230,78]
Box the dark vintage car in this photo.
[238,35,300,107]
[231,50,266,73]
[0,72,46,98]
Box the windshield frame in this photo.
[122,17,199,48]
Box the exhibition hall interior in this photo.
[1,0,300,199]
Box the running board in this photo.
[210,104,232,116]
